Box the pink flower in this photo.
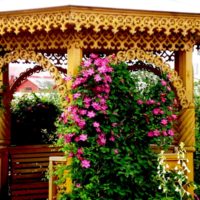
[75,183,81,188]
[75,137,80,142]
[79,109,87,115]
[68,152,74,157]
[87,111,96,118]
[77,148,84,155]
[94,74,102,82]
[168,106,173,111]
[137,100,143,105]
[64,75,72,81]
[60,112,68,124]
[73,93,81,99]
[78,120,86,129]
[167,86,171,91]
[161,79,167,86]
[92,102,101,110]
[114,149,119,154]
[153,129,160,136]
[88,68,95,76]
[152,108,161,115]
[94,58,103,66]
[168,129,174,136]
[93,121,100,128]
[90,53,98,59]
[162,130,168,136]
[79,134,88,141]
[83,59,92,67]
[101,104,108,111]
[97,133,106,146]
[171,114,177,120]
[161,97,166,103]
[147,131,154,137]
[109,135,115,142]
[65,96,70,103]
[98,65,107,73]
[104,75,112,83]
[81,159,90,168]
[112,123,118,127]
[84,97,91,104]
[64,133,74,143]
[146,99,155,105]
[161,119,168,126]
[95,127,101,133]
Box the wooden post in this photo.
[67,46,83,77]
[0,63,10,199]
[48,46,82,200]
[175,48,195,194]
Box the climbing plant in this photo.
[55,54,189,200]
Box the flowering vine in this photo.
[56,54,179,199]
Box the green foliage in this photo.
[156,143,193,200]
[11,93,61,145]
[194,81,200,197]
[55,55,179,199]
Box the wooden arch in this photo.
[0,49,67,100]
[112,48,190,109]
[10,65,67,96]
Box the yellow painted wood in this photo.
[67,46,83,95]
[174,49,195,195]
[49,156,71,200]
[49,158,71,199]
[67,47,82,76]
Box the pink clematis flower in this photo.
[161,119,168,126]
[97,133,106,146]
[114,149,119,154]
[83,59,92,67]
[94,74,102,82]
[161,79,167,86]
[81,159,90,168]
[73,93,81,99]
[147,131,154,137]
[153,129,160,136]
[168,129,174,136]
[137,100,143,105]
[87,111,96,118]
[79,134,88,141]
[93,121,100,128]
[64,133,74,143]
[92,102,101,111]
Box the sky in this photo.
[0,0,200,13]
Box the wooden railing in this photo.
[8,144,63,200]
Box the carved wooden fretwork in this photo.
[11,52,68,67]
[111,49,190,109]
[0,6,200,38]
[0,29,195,52]
[0,49,67,100]
[153,51,175,62]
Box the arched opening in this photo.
[0,49,67,199]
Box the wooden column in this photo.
[0,64,10,198]
[48,46,82,199]
[67,47,83,77]
[175,48,195,194]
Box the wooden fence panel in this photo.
[8,145,63,200]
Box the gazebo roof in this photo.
[0,4,200,51]
[0,5,200,37]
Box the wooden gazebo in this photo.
[0,3,199,199]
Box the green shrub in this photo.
[11,93,61,145]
